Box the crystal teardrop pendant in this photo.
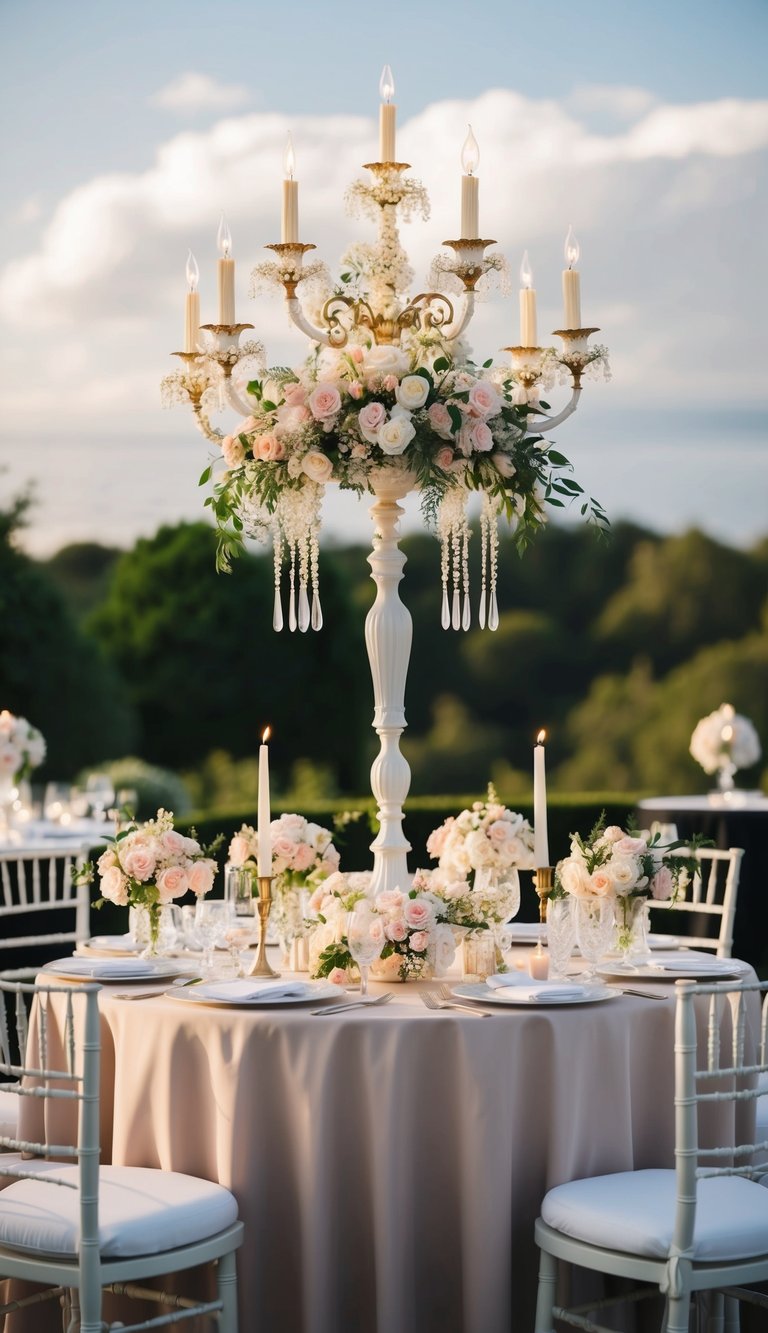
[311,592,323,631]
[288,589,297,633]
[478,588,486,630]
[488,591,499,631]
[451,589,461,631]
[273,588,284,632]
[298,583,310,633]
[441,588,451,630]
[462,592,471,631]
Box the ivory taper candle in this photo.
[562,225,582,329]
[281,133,299,243]
[183,250,200,353]
[519,251,537,347]
[379,64,396,162]
[460,125,480,239]
[533,729,549,867]
[216,215,235,325]
[258,726,272,876]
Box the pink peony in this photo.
[188,860,215,897]
[156,865,189,902]
[308,383,342,421]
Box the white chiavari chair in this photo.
[654,846,744,958]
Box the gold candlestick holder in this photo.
[248,875,280,978]
[534,866,554,925]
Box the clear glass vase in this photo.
[461,931,497,981]
[613,895,651,965]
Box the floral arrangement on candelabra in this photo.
[554,816,701,957]
[689,702,761,795]
[0,710,46,790]
[228,813,340,950]
[307,869,464,983]
[84,809,220,954]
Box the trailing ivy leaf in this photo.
[198,465,212,486]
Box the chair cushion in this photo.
[0,1165,239,1259]
[541,1168,768,1261]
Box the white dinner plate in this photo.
[40,957,186,984]
[598,954,749,983]
[452,982,619,1007]
[166,981,343,1008]
[80,935,142,955]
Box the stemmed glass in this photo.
[194,899,236,976]
[346,907,385,997]
[547,897,577,980]
[85,772,116,823]
[574,897,614,982]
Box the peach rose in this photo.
[308,383,342,421]
[221,435,246,468]
[121,846,156,882]
[188,860,215,897]
[589,870,613,897]
[255,432,286,461]
[101,865,129,906]
[302,451,334,484]
[156,865,189,902]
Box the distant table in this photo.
[637,794,768,968]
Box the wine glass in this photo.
[44,782,72,825]
[194,899,236,975]
[346,907,385,997]
[574,897,614,982]
[85,772,115,824]
[547,897,577,980]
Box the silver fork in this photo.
[312,992,393,1016]
[421,990,492,1017]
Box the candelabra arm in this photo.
[192,400,224,444]
[442,290,475,342]
[223,376,260,419]
[286,296,332,347]
[523,387,581,435]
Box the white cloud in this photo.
[150,71,251,114]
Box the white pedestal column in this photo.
[366,473,414,896]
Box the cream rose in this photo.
[491,451,516,478]
[221,435,246,468]
[396,375,430,411]
[377,414,416,456]
[302,451,334,483]
[364,345,409,378]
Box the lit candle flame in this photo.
[283,132,296,180]
[379,64,395,103]
[520,250,534,289]
[185,249,199,292]
[461,125,480,176]
[536,729,546,745]
[217,214,232,259]
[564,224,580,268]
[262,725,271,744]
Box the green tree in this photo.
[0,497,136,777]
[44,542,122,622]
[88,523,368,789]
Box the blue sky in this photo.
[1,0,766,554]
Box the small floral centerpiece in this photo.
[690,702,761,795]
[555,816,701,957]
[427,785,535,920]
[228,813,340,951]
[0,710,46,789]
[307,870,463,983]
[84,809,220,954]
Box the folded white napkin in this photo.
[649,952,737,974]
[486,973,587,1000]
[87,935,141,954]
[200,979,314,1002]
[48,957,156,978]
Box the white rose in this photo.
[559,859,592,898]
[377,414,416,456]
[364,345,409,377]
[465,829,494,868]
[396,375,430,411]
[607,857,639,892]
[302,450,334,483]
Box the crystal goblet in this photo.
[574,897,614,982]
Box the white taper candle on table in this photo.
[519,251,537,347]
[533,729,549,867]
[258,726,272,876]
[281,133,299,244]
[379,64,396,162]
[183,251,200,353]
[216,215,236,325]
[460,125,480,239]
[562,225,581,329]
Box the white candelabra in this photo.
[166,69,608,894]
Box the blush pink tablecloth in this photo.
[11,954,756,1333]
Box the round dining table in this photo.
[10,947,757,1333]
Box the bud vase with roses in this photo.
[228,813,340,956]
[78,809,222,955]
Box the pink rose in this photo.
[404,898,435,931]
[377,889,405,914]
[291,841,316,872]
[488,820,511,844]
[470,421,493,452]
[276,403,311,431]
[255,432,286,461]
[221,435,246,468]
[435,445,454,470]
[350,346,364,364]
[650,866,674,900]
[101,865,129,906]
[162,830,187,855]
[614,836,649,857]
[283,384,307,407]
[348,381,363,399]
[383,375,399,392]
[386,917,409,942]
[358,401,387,443]
[409,930,430,953]
[121,846,156,882]
[156,865,189,903]
[229,835,251,867]
[308,383,342,421]
[238,415,257,433]
[328,967,348,986]
[272,836,296,862]
[468,381,501,417]
[428,401,454,440]
[188,860,215,897]
[589,870,613,897]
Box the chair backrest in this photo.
[673,977,768,1257]
[0,845,92,976]
[657,846,743,957]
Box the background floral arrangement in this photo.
[0,710,46,786]
[85,808,220,946]
[555,815,700,906]
[689,703,761,777]
[307,869,465,982]
[427,785,535,883]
